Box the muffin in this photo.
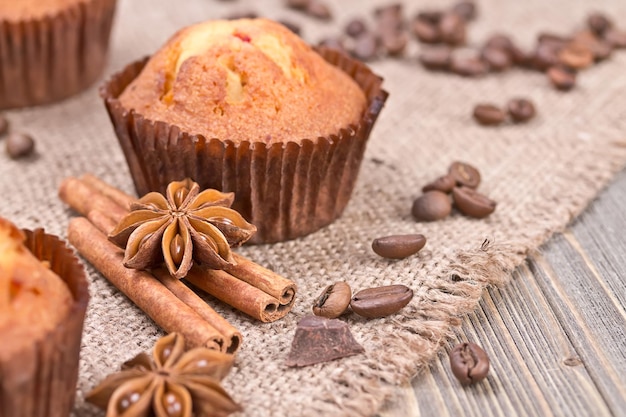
[101,18,388,243]
[0,217,89,417]
[0,0,117,109]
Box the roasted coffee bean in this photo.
[481,46,512,72]
[422,174,455,193]
[547,65,577,91]
[381,31,409,56]
[449,161,481,188]
[558,42,594,69]
[439,12,466,46]
[532,42,561,71]
[472,104,506,126]
[6,132,35,159]
[507,98,536,123]
[279,20,301,35]
[306,0,332,20]
[449,342,490,385]
[352,32,378,61]
[605,28,626,49]
[571,31,613,61]
[312,282,352,319]
[452,186,496,218]
[419,46,452,71]
[452,1,476,22]
[484,33,514,51]
[450,56,489,77]
[345,18,367,38]
[587,12,612,37]
[412,190,452,221]
[375,3,403,21]
[286,0,309,10]
[351,285,413,318]
[0,114,8,137]
[412,18,441,44]
[371,234,427,259]
[415,10,443,25]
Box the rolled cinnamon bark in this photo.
[59,177,127,222]
[67,217,226,352]
[81,173,135,212]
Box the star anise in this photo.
[86,332,242,417]
[109,179,256,279]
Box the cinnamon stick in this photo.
[59,177,127,222]
[67,217,226,352]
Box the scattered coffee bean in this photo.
[6,132,35,159]
[381,31,409,56]
[547,65,577,91]
[312,282,352,319]
[480,46,512,72]
[604,28,626,49]
[352,32,378,61]
[571,31,613,61]
[419,46,452,71]
[439,12,466,46]
[507,98,536,123]
[452,186,496,218]
[412,18,441,44]
[449,342,490,385]
[412,190,452,221]
[452,1,476,22]
[448,161,481,188]
[350,285,413,318]
[558,42,594,69]
[285,315,364,367]
[484,33,514,51]
[422,174,455,193]
[372,234,427,259]
[306,0,332,20]
[285,0,309,11]
[472,104,506,126]
[450,55,489,77]
[345,18,367,38]
[416,10,443,25]
[532,42,561,71]
[587,12,612,37]
[0,114,8,137]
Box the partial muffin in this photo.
[102,18,388,243]
[0,0,117,109]
[0,217,89,417]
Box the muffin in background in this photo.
[102,18,388,243]
[0,217,89,417]
[0,0,117,110]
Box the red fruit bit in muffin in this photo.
[234,32,251,42]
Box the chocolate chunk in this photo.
[285,315,364,367]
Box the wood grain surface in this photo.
[379,168,626,417]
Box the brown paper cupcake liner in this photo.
[101,47,388,243]
[0,0,117,110]
[0,228,89,417]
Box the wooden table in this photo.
[380,168,626,416]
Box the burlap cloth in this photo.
[1,0,625,416]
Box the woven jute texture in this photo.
[1,0,626,416]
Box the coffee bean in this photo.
[345,18,367,38]
[352,32,378,61]
[604,28,626,49]
[449,342,490,385]
[587,12,612,37]
[532,42,561,71]
[480,46,512,72]
[450,55,489,77]
[422,174,455,193]
[472,104,506,126]
[381,31,409,56]
[439,12,466,46]
[312,282,352,319]
[571,30,613,61]
[412,18,441,44]
[415,11,443,25]
[6,132,35,159]
[507,98,536,123]
[371,234,426,259]
[449,161,481,188]
[484,33,514,51]
[412,190,452,221]
[286,0,309,10]
[452,186,496,218]
[452,1,476,22]
[0,114,8,137]
[547,65,577,91]
[558,42,594,69]
[350,285,413,318]
[306,0,332,20]
[483,34,530,67]
[374,3,403,22]
[419,46,452,71]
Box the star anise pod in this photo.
[86,332,242,417]
[109,179,256,279]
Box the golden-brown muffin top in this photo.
[0,0,86,21]
[119,18,367,144]
[0,218,72,359]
